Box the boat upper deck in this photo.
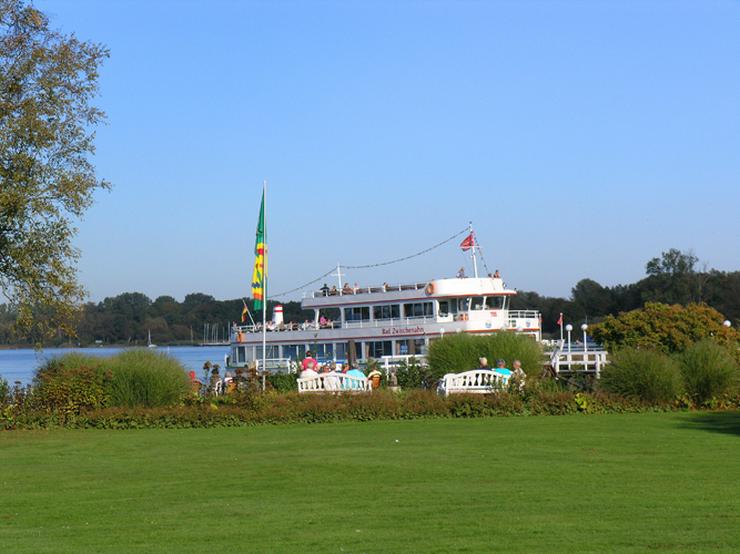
[303,277,516,309]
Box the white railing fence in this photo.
[297,372,371,393]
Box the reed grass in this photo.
[107,350,189,408]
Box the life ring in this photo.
[425,283,435,295]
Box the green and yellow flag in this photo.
[251,189,266,310]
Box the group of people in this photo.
[320,283,361,296]
[477,356,526,387]
[299,351,383,390]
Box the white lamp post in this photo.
[723,320,732,328]
[581,323,588,353]
[565,324,573,352]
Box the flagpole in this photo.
[261,180,267,391]
[469,221,479,278]
[559,313,564,342]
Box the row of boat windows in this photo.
[343,297,505,321]
[232,339,428,364]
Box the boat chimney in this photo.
[273,305,284,325]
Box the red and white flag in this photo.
[556,313,563,326]
[460,233,475,251]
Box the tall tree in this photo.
[0,1,108,338]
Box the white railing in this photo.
[437,369,510,397]
[343,316,433,329]
[254,358,295,374]
[508,310,540,319]
[550,342,608,377]
[309,282,429,298]
[380,355,428,374]
[297,372,371,393]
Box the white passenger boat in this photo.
[228,273,541,370]
[230,196,541,372]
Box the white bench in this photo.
[437,369,510,397]
[297,372,371,393]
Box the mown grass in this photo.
[1,412,739,553]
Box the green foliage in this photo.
[266,372,297,393]
[394,357,435,389]
[30,353,111,414]
[600,348,683,403]
[107,350,190,408]
[427,332,543,379]
[0,376,9,403]
[3,384,716,430]
[591,303,739,354]
[677,340,739,405]
[0,0,109,339]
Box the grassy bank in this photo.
[1,412,739,552]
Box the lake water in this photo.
[0,345,230,385]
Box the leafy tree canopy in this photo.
[0,0,108,339]
[590,302,738,354]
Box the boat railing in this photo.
[234,321,342,336]
[343,316,433,329]
[507,310,541,329]
[379,355,428,374]
[308,282,429,298]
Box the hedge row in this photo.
[4,389,736,430]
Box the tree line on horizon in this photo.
[0,249,737,346]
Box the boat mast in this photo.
[469,221,479,278]
[332,263,344,290]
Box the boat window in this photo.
[255,345,279,359]
[403,302,433,318]
[373,304,400,320]
[457,297,471,312]
[366,340,393,358]
[283,345,298,361]
[485,296,505,310]
[345,306,370,322]
[437,300,458,316]
[335,343,347,360]
[471,296,486,310]
[237,347,246,364]
[413,339,427,355]
[312,343,334,360]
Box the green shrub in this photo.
[266,373,297,393]
[600,348,682,403]
[30,353,111,415]
[427,332,543,379]
[395,358,435,389]
[677,340,739,405]
[591,303,739,354]
[108,350,189,408]
[0,377,9,404]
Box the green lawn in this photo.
[1,412,739,553]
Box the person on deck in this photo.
[478,357,490,370]
[342,283,353,295]
[320,283,330,296]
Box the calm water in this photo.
[0,345,229,385]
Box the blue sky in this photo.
[37,0,740,302]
